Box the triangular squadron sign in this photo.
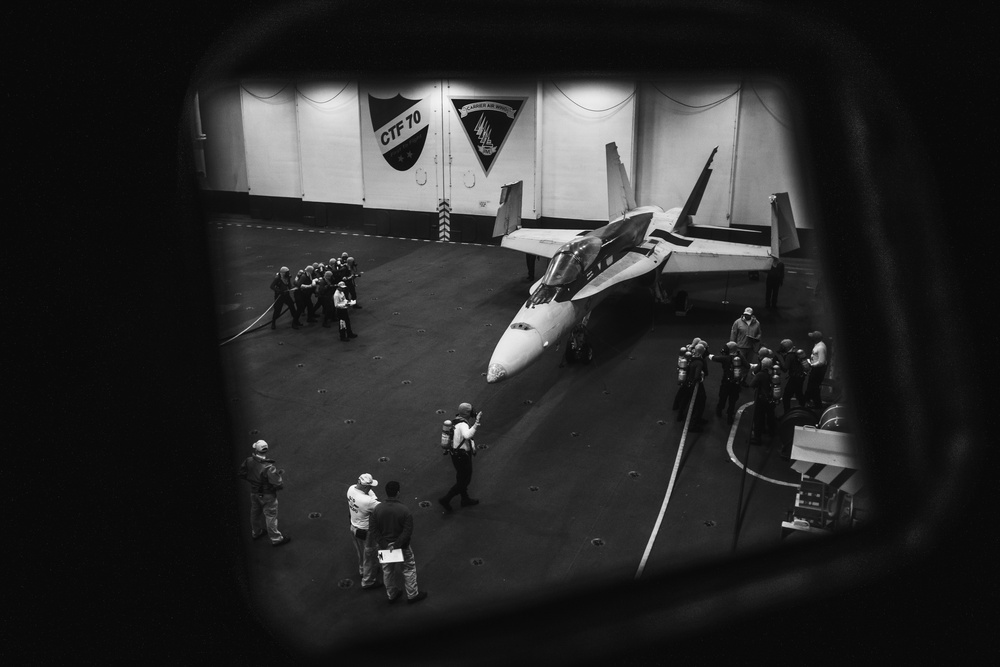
[451,98,526,178]
[369,94,430,172]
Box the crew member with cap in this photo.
[340,253,362,308]
[748,358,778,445]
[439,403,481,511]
[237,440,290,546]
[803,331,829,409]
[673,343,709,429]
[270,267,301,330]
[708,341,745,425]
[333,281,357,341]
[369,480,427,604]
[730,307,762,364]
[765,258,784,309]
[347,473,381,589]
[316,270,337,328]
[295,265,319,323]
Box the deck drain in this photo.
[571,432,579,437]
[481,372,487,377]
[436,409,445,414]
[318,389,327,393]
[338,579,354,589]
[249,429,259,435]
[402,380,411,385]
[308,512,321,519]
[372,297,379,301]
[657,420,667,426]
[245,306,254,310]
[529,486,539,492]
[523,399,533,405]
[471,558,484,566]
[591,538,605,547]
[392,312,400,315]
[378,456,389,462]
[372,356,382,360]
[266,265,273,268]
[628,471,640,478]
[417,329,425,333]
[277,341,283,345]
[704,520,716,527]
[456,307,463,310]
[477,444,489,450]
[448,349,455,353]
[418,500,431,508]
[235,292,242,296]
[603,390,610,395]
[484,323,492,327]
[344,419,355,424]
[297,363,304,367]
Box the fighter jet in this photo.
[485,142,800,383]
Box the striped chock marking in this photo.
[438,199,451,241]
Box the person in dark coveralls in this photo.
[270,266,301,330]
[778,339,806,414]
[294,265,319,323]
[316,270,337,328]
[237,440,291,546]
[369,481,427,604]
[525,253,537,281]
[765,258,784,309]
[341,253,362,308]
[673,343,709,429]
[730,307,762,364]
[748,358,778,445]
[438,403,481,511]
[333,281,357,341]
[708,341,745,425]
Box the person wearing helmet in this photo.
[237,440,290,546]
[294,265,319,324]
[708,341,746,425]
[748,357,777,445]
[333,281,357,341]
[341,254,361,308]
[269,266,301,330]
[673,342,709,429]
[439,403,481,511]
[780,340,806,414]
[730,307,762,364]
[316,270,337,328]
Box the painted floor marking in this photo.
[210,221,508,249]
[726,402,798,488]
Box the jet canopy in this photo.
[542,236,602,286]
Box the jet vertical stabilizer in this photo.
[606,142,637,220]
[769,192,800,256]
[673,146,718,236]
[492,181,523,238]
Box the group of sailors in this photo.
[674,329,830,453]
[270,252,361,341]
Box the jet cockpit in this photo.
[526,235,602,306]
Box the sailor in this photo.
[269,266,301,330]
[333,281,357,341]
[341,253,361,308]
[237,440,290,546]
[674,343,708,428]
[730,307,762,364]
[316,271,337,328]
[708,341,745,425]
[803,331,829,409]
[439,403,481,511]
[294,265,319,323]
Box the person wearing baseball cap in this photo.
[333,280,357,341]
[730,306,762,364]
[347,473,382,589]
[237,440,290,546]
[269,266,301,330]
[707,341,746,425]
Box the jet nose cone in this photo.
[486,363,506,384]
[487,326,544,383]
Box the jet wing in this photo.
[572,240,671,301]
[499,228,590,259]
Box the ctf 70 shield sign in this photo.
[369,94,430,172]
[451,98,526,178]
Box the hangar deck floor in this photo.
[208,214,842,659]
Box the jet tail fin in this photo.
[674,146,718,236]
[606,142,637,220]
[493,181,523,238]
[769,192,800,256]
